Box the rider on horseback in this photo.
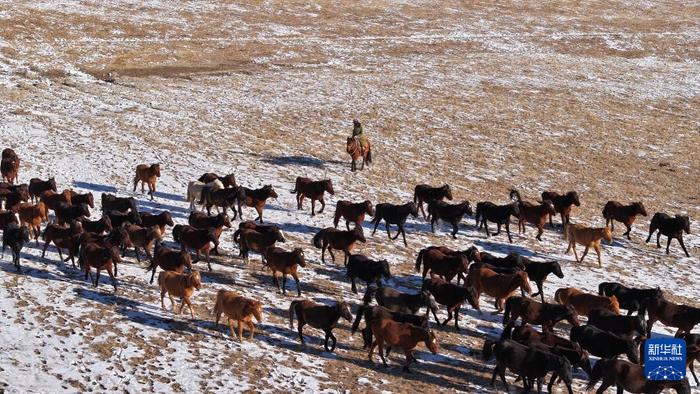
[352,119,369,152]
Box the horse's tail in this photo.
[415,248,425,272]
[213,290,225,318]
[586,359,606,391]
[362,285,377,306]
[312,229,327,249]
[351,305,367,335]
[474,203,482,226]
[289,177,300,194]
[554,288,564,304]
[366,147,372,164]
[563,223,571,241]
[482,339,497,361]
[413,186,419,204]
[602,201,613,219]
[288,300,300,329]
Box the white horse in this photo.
[186,179,224,211]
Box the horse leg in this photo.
[168,294,176,312]
[385,222,393,239]
[579,245,590,264]
[431,306,441,325]
[297,320,306,345]
[329,330,337,352]
[571,244,580,263]
[246,321,255,340]
[656,232,661,248]
[419,202,427,220]
[454,305,461,330]
[442,307,453,326]
[505,222,512,243]
[311,199,316,216]
[107,266,117,291]
[535,282,545,303]
[255,206,263,223]
[624,223,631,240]
[451,221,458,239]
[57,246,64,263]
[430,217,436,233]
[281,273,288,295]
[150,266,157,285]
[328,248,336,263]
[321,244,326,264]
[666,236,673,255]
[292,273,301,296]
[493,222,502,236]
[134,247,141,263]
[41,240,50,258]
[237,319,244,342]
[594,244,603,267]
[346,220,350,231]
[351,277,357,294]
[483,220,491,237]
[400,225,408,246]
[160,288,167,309]
[536,224,543,241]
[94,268,101,288]
[378,339,388,367]
[402,349,413,373]
[678,236,690,257]
[205,250,212,271]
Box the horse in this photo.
[0,210,19,230]
[236,227,286,264]
[1,223,29,271]
[188,212,231,255]
[333,200,374,230]
[0,156,19,184]
[564,223,613,267]
[587,358,690,394]
[346,254,391,294]
[428,200,473,238]
[371,202,418,246]
[569,324,640,363]
[199,186,245,217]
[1,148,17,161]
[28,177,57,202]
[123,224,162,262]
[55,202,90,225]
[598,282,662,316]
[467,267,532,312]
[346,137,372,172]
[503,322,578,349]
[158,271,202,318]
[238,184,278,223]
[413,184,452,219]
[198,172,237,188]
[101,193,138,214]
[233,221,282,257]
[139,211,174,235]
[509,189,556,241]
[172,224,218,271]
[503,296,580,331]
[106,209,141,227]
[133,163,161,200]
[290,177,335,216]
[602,201,647,240]
[521,259,564,303]
[213,290,263,342]
[640,295,700,337]
[312,227,366,265]
[41,220,83,266]
[645,212,691,257]
[554,287,620,316]
[369,318,438,372]
[263,247,306,295]
[288,299,353,351]
[587,309,646,339]
[68,191,94,209]
[677,333,700,386]
[352,305,428,349]
[146,240,192,284]
[415,247,471,284]
[186,179,224,211]
[4,188,30,213]
[540,190,580,226]
[478,251,526,272]
[79,242,120,290]
[422,277,480,330]
[18,202,48,243]
[474,201,520,243]
[79,227,131,271]
[362,285,439,316]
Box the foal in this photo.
[371,202,418,246]
[602,201,647,240]
[133,163,161,200]
[645,212,691,257]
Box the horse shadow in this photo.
[72,181,118,194]
[473,239,537,257]
[137,198,190,218]
[261,155,328,169]
[248,271,325,295]
[276,221,324,236]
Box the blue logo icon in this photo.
[644,338,686,380]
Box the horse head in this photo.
[550,261,564,279]
[219,213,232,228]
[163,211,174,227]
[569,191,581,206]
[422,290,439,313]
[464,285,481,310]
[677,215,691,234]
[442,184,453,200]
[188,271,202,290]
[634,202,647,216]
[352,227,366,243]
[293,248,306,267]
[426,331,439,354]
[607,295,621,314]
[461,201,474,216]
[564,305,580,326]
[517,272,532,295]
[408,202,419,217]
[337,301,353,322]
[274,228,286,243]
[48,177,57,192]
[265,185,278,199]
[152,163,161,177]
[364,200,375,216]
[324,179,335,195]
[542,199,556,215]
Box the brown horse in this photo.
[371,202,419,246]
[564,223,613,267]
[28,177,57,202]
[140,211,175,235]
[422,277,480,330]
[290,177,335,216]
[587,358,690,394]
[602,201,647,240]
[312,227,366,265]
[428,200,473,238]
[146,240,192,284]
[263,247,306,295]
[123,224,162,262]
[540,190,580,226]
[0,209,19,230]
[80,242,121,290]
[346,137,372,172]
[18,202,48,243]
[39,189,71,213]
[133,163,161,200]
[238,184,278,223]
[333,200,374,230]
[198,172,237,188]
[214,290,263,342]
[368,318,438,372]
[288,299,353,352]
[236,227,286,264]
[677,333,699,386]
[158,271,202,318]
[641,296,700,337]
[0,155,19,184]
[68,191,94,209]
[41,220,84,266]
[415,247,470,283]
[79,216,112,234]
[413,184,453,219]
[509,189,556,241]
[467,267,532,312]
[554,287,620,316]
[188,212,231,255]
[503,296,580,332]
[172,224,218,271]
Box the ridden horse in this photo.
[645,212,691,257]
[509,189,556,241]
[428,200,473,238]
[503,296,580,331]
[1,223,30,271]
[570,325,640,363]
[186,179,224,211]
[554,287,620,316]
[146,240,192,284]
[79,242,121,290]
[640,295,700,337]
[415,247,470,283]
[312,227,366,265]
[422,277,480,330]
[188,212,231,255]
[198,172,237,188]
[158,271,202,318]
[41,220,83,266]
[564,223,612,267]
[466,267,531,312]
[602,201,647,240]
[346,254,391,294]
[413,184,452,219]
[236,227,286,264]
[587,358,690,394]
[133,163,161,200]
[587,309,646,339]
[214,290,263,342]
[346,137,372,172]
[333,200,374,230]
[172,224,218,271]
[475,201,520,243]
[238,184,278,223]
[288,299,353,352]
[28,178,57,202]
[263,247,306,296]
[290,177,335,216]
[540,190,580,226]
[139,211,174,235]
[101,193,138,214]
[369,318,438,372]
[598,282,662,316]
[371,202,418,246]
[362,285,439,316]
[352,305,428,350]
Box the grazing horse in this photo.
[369,318,438,372]
[288,299,353,352]
[602,201,647,240]
[172,224,218,271]
[188,212,230,255]
[28,178,57,202]
[0,155,19,184]
[540,190,580,226]
[428,200,473,238]
[570,325,640,363]
[79,243,120,290]
[186,179,224,211]
[587,358,690,394]
[475,201,520,243]
[158,271,202,318]
[677,333,700,386]
[564,223,613,267]
[101,193,138,214]
[1,223,30,271]
[290,177,335,216]
[346,254,391,294]
[645,212,691,257]
[214,290,263,342]
[371,202,418,246]
[352,305,428,350]
[346,137,372,172]
[139,211,174,235]
[41,221,83,266]
[422,277,480,330]
[415,247,471,283]
[18,202,48,243]
[640,296,700,337]
[333,200,374,230]
[413,184,452,219]
[133,163,161,200]
[198,173,237,188]
[312,227,366,265]
[503,296,580,331]
[587,309,646,339]
[236,227,286,264]
[598,282,662,316]
[238,184,278,223]
[467,267,531,312]
[263,247,306,295]
[509,189,556,241]
[363,285,439,316]
[146,240,192,284]
[554,287,620,316]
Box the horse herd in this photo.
[1,146,698,393]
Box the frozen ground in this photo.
[0,1,699,393]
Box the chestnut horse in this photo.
[346,137,372,172]
[312,227,366,265]
[214,290,263,342]
[290,177,335,216]
[415,247,470,283]
[564,223,613,267]
[263,247,306,295]
[553,287,620,316]
[509,189,555,241]
[146,240,192,284]
[0,155,19,184]
[333,200,374,230]
[368,318,438,372]
[133,163,161,200]
[466,267,531,312]
[238,184,278,223]
[602,201,647,240]
[80,243,120,290]
[503,296,580,332]
[413,184,452,219]
[18,202,48,243]
[540,190,580,226]
[645,212,691,257]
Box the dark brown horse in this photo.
[290,177,335,216]
[428,200,473,238]
[602,201,647,240]
[312,227,366,265]
[288,299,353,352]
[68,191,94,209]
[79,216,113,234]
[415,247,470,283]
[139,211,175,235]
[188,212,231,255]
[587,358,690,394]
[371,202,418,246]
[422,277,480,330]
[503,296,579,332]
[172,224,218,271]
[263,247,306,296]
[123,224,162,262]
[645,212,691,257]
[346,137,372,172]
[55,202,90,225]
[0,210,19,230]
[101,193,138,214]
[238,184,278,223]
[133,163,161,200]
[0,155,19,184]
[346,254,391,294]
[39,189,71,213]
[640,295,700,337]
[509,189,556,241]
[41,220,83,266]
[106,209,141,227]
[236,227,286,264]
[199,186,245,217]
[333,200,374,230]
[369,318,438,373]
[413,184,452,219]
[540,190,580,226]
[79,242,120,290]
[475,201,520,243]
[677,332,699,385]
[28,177,57,202]
[198,172,237,188]
[145,240,193,284]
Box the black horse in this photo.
[475,201,520,243]
[645,212,691,257]
[569,324,639,363]
[413,183,452,219]
[2,223,30,271]
[346,254,391,294]
[598,282,662,315]
[363,285,438,316]
[371,202,418,246]
[428,200,473,238]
